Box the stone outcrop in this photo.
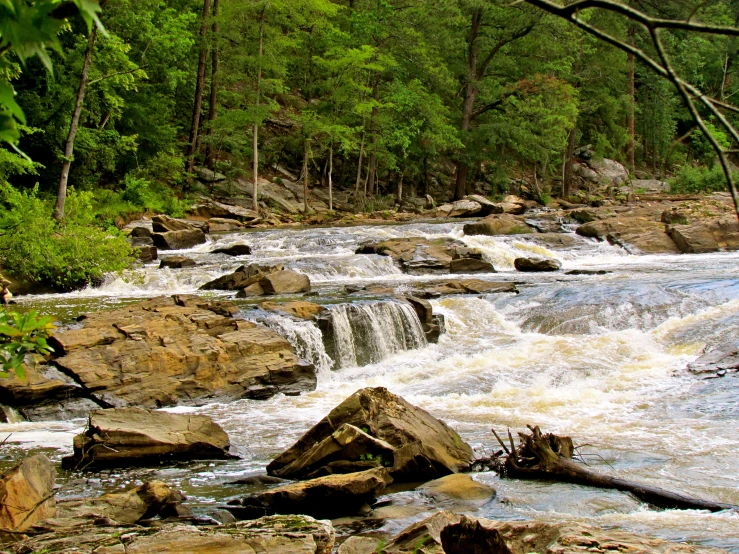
[200,264,310,297]
[61,407,235,469]
[266,387,473,482]
[576,216,681,254]
[212,244,253,256]
[208,217,245,232]
[401,296,446,343]
[465,194,503,216]
[0,454,56,532]
[261,301,326,320]
[514,257,562,272]
[152,228,206,250]
[573,157,629,188]
[159,255,196,269]
[435,199,482,218]
[356,238,484,274]
[463,214,533,236]
[48,296,316,411]
[668,218,739,254]
[687,342,739,377]
[151,215,195,233]
[229,467,392,520]
[190,201,260,222]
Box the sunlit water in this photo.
[4,221,739,550]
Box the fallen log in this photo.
[493,425,737,512]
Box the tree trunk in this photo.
[626,26,636,173]
[328,145,333,211]
[496,426,736,512]
[302,138,310,214]
[205,0,220,171]
[562,124,576,198]
[252,13,265,212]
[396,170,404,205]
[422,156,429,197]
[54,27,97,222]
[186,0,212,181]
[354,129,365,210]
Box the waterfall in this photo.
[323,300,428,369]
[254,314,334,374]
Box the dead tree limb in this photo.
[522,0,739,221]
[497,425,737,512]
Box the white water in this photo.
[8,221,739,551]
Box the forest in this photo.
[0,0,738,289]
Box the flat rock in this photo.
[687,342,739,377]
[152,215,194,233]
[0,454,56,531]
[517,233,579,250]
[208,217,245,232]
[62,407,234,470]
[514,257,561,272]
[212,244,253,256]
[668,218,739,254]
[159,255,196,269]
[463,214,533,236]
[267,387,473,482]
[190,201,260,221]
[465,194,503,216]
[230,468,392,520]
[152,228,206,250]
[260,301,326,320]
[449,258,495,274]
[418,474,496,503]
[357,238,481,274]
[52,296,316,409]
[436,199,482,218]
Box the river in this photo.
[4,220,739,550]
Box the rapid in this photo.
[5,220,739,551]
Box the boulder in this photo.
[133,244,158,263]
[129,226,152,238]
[418,474,496,503]
[514,257,562,272]
[61,407,234,470]
[229,468,392,520]
[402,297,433,326]
[496,195,527,215]
[51,296,316,409]
[152,215,194,233]
[573,157,628,187]
[193,165,226,182]
[463,214,533,236]
[413,280,517,299]
[267,387,473,482]
[338,536,385,554]
[668,218,739,254]
[152,228,206,250]
[0,454,56,531]
[260,301,326,320]
[687,342,739,377]
[190,201,260,222]
[436,199,482,218]
[200,263,284,291]
[382,511,462,554]
[212,244,252,256]
[661,208,689,225]
[577,216,681,254]
[357,238,482,274]
[208,217,245,232]
[260,270,311,295]
[159,256,196,269]
[525,214,563,233]
[465,194,503,216]
[449,258,495,274]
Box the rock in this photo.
[577,216,681,254]
[631,178,670,193]
[267,387,473,482]
[383,511,462,554]
[440,516,512,554]
[190,201,260,222]
[525,214,563,233]
[129,226,151,238]
[668,218,739,254]
[573,157,629,187]
[152,215,194,233]
[51,296,316,409]
[687,342,739,377]
[201,263,284,291]
[357,238,482,274]
[518,233,579,250]
[403,297,433,326]
[436,199,482,218]
[456,280,517,294]
[237,282,266,297]
[465,194,503,216]
[133,244,158,263]
[565,269,609,276]
[449,258,495,274]
[230,468,392,520]
[337,536,384,554]
[61,407,234,470]
[159,256,196,269]
[495,195,527,215]
[208,217,245,232]
[152,228,206,250]
[58,480,185,523]
[463,214,533,236]
[514,257,561,272]
[260,270,311,295]
[260,301,326,320]
[193,165,226,182]
[661,208,689,225]
[212,244,252,256]
[0,454,56,531]
[418,474,495,503]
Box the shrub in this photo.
[669,164,730,194]
[0,308,55,378]
[0,185,135,291]
[119,173,189,217]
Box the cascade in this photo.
[251,313,333,374]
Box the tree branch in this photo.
[477,25,535,80]
[87,66,146,86]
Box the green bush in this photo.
[0,308,55,378]
[669,164,730,194]
[0,185,135,291]
[119,173,189,217]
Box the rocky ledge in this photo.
[356,238,493,274]
[0,295,317,421]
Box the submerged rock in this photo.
[0,454,56,532]
[267,387,473,482]
[229,467,393,520]
[62,407,235,470]
[418,474,496,503]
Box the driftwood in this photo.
[493,425,737,512]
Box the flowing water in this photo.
[4,220,739,550]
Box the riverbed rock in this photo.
[133,244,158,262]
[62,407,235,470]
[517,233,579,250]
[668,218,739,254]
[190,201,260,222]
[230,467,392,520]
[152,215,194,233]
[449,258,495,274]
[261,301,326,320]
[514,257,562,272]
[576,216,681,254]
[573,157,629,187]
[435,199,482,218]
[152,228,206,250]
[463,214,533,236]
[159,255,196,269]
[418,474,496,503]
[0,454,56,532]
[267,387,473,482]
[687,342,739,377]
[496,195,527,215]
[200,263,284,290]
[212,244,253,256]
[51,296,316,409]
[356,238,482,274]
[208,217,245,232]
[260,270,311,295]
[465,194,503,216]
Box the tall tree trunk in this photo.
[303,138,310,214]
[186,0,212,181]
[354,127,365,209]
[252,11,265,212]
[562,124,576,198]
[54,27,97,221]
[367,80,379,197]
[422,155,428,197]
[328,145,333,211]
[205,0,220,171]
[626,25,636,173]
[396,170,404,204]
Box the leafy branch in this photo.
[0,309,55,379]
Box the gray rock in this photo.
[449,258,495,274]
[514,257,562,272]
[159,256,197,269]
[152,229,206,250]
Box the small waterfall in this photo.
[256,314,333,374]
[323,300,427,369]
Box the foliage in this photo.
[0,308,55,378]
[0,184,134,291]
[669,164,731,194]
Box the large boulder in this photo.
[514,257,562,272]
[267,387,473,482]
[687,342,739,377]
[190,201,260,222]
[229,468,392,520]
[62,407,234,470]
[668,218,739,254]
[496,195,527,215]
[152,228,206,250]
[212,244,252,256]
[159,255,196,269]
[465,194,503,216]
[0,454,56,532]
[356,238,482,274]
[260,270,311,295]
[200,263,284,291]
[573,157,629,187]
[449,258,495,274]
[577,216,681,254]
[151,215,194,233]
[435,199,482,218]
[463,214,533,236]
[51,296,316,409]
